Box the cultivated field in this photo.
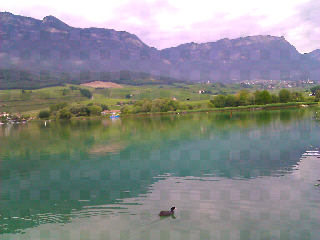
[81,81,123,88]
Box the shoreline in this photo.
[7,102,318,123]
[120,102,319,117]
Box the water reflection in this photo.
[1,108,320,236]
[5,150,319,239]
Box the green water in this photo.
[0,108,320,239]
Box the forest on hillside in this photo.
[0,69,187,90]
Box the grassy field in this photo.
[0,82,317,116]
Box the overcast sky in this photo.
[1,0,319,53]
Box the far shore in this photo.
[21,101,318,122]
[120,101,318,117]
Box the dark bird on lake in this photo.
[159,206,176,216]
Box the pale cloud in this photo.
[264,0,320,53]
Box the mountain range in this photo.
[1,11,320,88]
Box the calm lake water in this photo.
[0,108,320,240]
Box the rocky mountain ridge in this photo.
[1,11,319,83]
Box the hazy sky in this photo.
[1,0,319,53]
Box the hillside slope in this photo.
[0,12,319,86]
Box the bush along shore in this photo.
[120,89,319,116]
[120,102,318,117]
[1,100,317,123]
[2,87,319,123]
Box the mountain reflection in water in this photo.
[0,108,319,239]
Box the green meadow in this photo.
[0,82,316,116]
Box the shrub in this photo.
[260,90,271,105]
[120,105,131,114]
[88,105,103,116]
[69,104,89,116]
[310,85,320,94]
[0,115,8,123]
[279,89,291,103]
[80,88,92,98]
[50,102,68,112]
[38,110,50,119]
[101,104,109,111]
[58,107,72,120]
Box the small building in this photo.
[101,110,121,115]
[0,112,9,117]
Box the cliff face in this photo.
[1,12,319,82]
[164,34,320,81]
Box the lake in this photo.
[0,108,320,239]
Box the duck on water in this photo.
[159,206,176,216]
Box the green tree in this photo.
[120,105,130,114]
[0,115,7,123]
[211,95,226,108]
[291,91,304,102]
[38,110,50,119]
[225,95,238,107]
[279,89,292,103]
[101,104,109,111]
[132,106,141,114]
[237,90,249,106]
[58,107,72,120]
[69,104,90,116]
[126,94,131,98]
[245,94,255,105]
[260,90,271,105]
[207,100,215,108]
[178,102,189,110]
[88,105,103,116]
[70,86,78,91]
[141,99,152,112]
[50,102,68,112]
[167,99,179,111]
[133,101,142,107]
[310,85,320,95]
[80,88,92,98]
[270,94,279,103]
[254,90,261,105]
[151,98,164,112]
[315,90,320,102]
[160,103,170,112]
[151,105,161,112]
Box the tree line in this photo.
[120,98,194,114]
[207,89,307,108]
[39,102,109,120]
[0,69,187,90]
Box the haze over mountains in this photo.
[1,11,320,86]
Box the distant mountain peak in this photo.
[43,15,61,22]
[41,15,71,31]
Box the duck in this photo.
[159,206,176,216]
